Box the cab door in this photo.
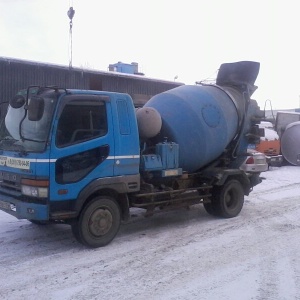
[49,94,114,202]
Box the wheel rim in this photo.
[88,208,113,237]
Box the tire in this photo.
[72,196,121,248]
[203,202,218,216]
[211,179,244,218]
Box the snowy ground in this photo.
[1,166,300,300]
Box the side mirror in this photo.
[10,95,26,109]
[28,96,45,121]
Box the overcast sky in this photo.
[1,0,299,110]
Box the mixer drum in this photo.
[145,84,243,172]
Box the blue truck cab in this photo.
[0,87,143,246]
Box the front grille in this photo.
[0,171,21,192]
[0,171,48,205]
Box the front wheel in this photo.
[211,179,244,218]
[72,196,121,248]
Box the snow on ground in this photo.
[1,166,300,300]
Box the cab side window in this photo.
[56,100,107,147]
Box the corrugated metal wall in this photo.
[0,58,88,102]
[0,58,183,106]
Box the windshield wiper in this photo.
[11,143,28,156]
[0,138,28,156]
[19,137,46,143]
[0,136,18,145]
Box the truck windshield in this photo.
[0,91,58,152]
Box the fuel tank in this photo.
[280,121,300,165]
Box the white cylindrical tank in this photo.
[136,107,162,139]
[281,121,300,165]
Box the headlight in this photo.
[21,185,48,198]
[21,179,49,198]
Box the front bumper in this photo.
[266,155,283,167]
[0,193,48,220]
[242,163,268,173]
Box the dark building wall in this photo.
[0,57,183,107]
[0,58,88,102]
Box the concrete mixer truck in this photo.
[0,61,264,247]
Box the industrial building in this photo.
[0,57,183,107]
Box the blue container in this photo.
[140,155,163,171]
[145,85,240,172]
[156,142,179,169]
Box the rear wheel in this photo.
[203,202,218,216]
[72,196,121,248]
[211,179,244,218]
